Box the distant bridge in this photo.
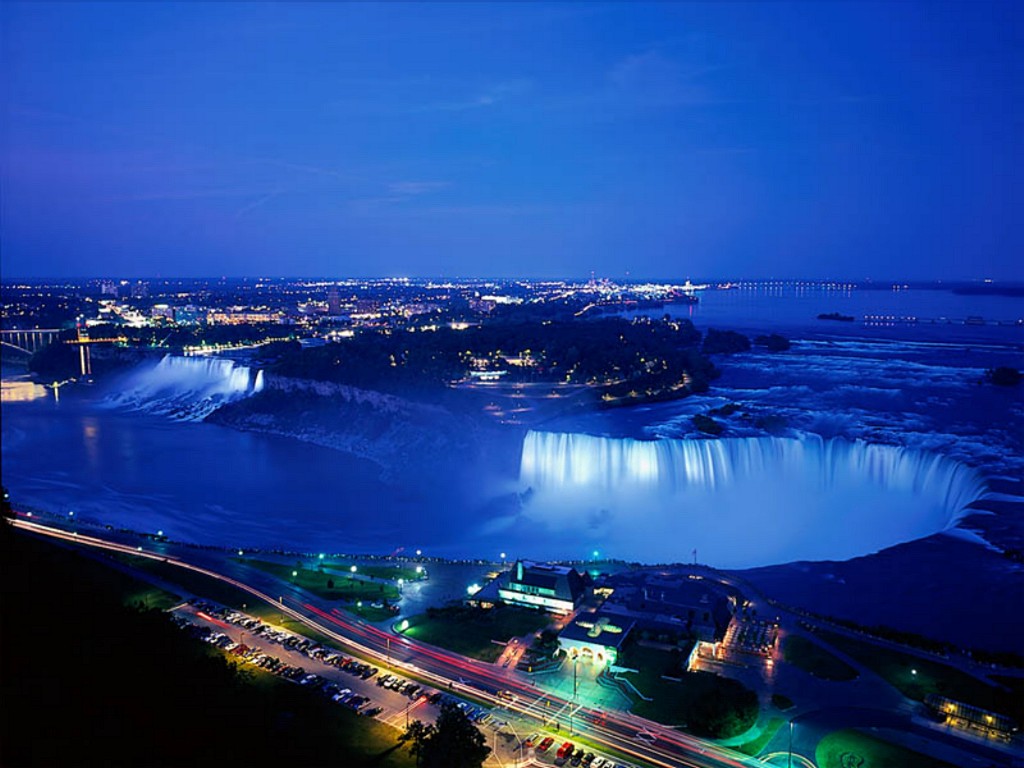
[0,327,126,376]
[0,328,65,355]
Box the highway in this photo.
[11,517,760,768]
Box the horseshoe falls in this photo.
[518,431,988,568]
[106,355,264,421]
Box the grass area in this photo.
[403,604,553,663]
[817,629,1020,718]
[619,643,759,739]
[322,561,424,583]
[120,553,262,606]
[782,634,858,681]
[237,557,400,602]
[116,554,345,649]
[348,602,399,623]
[815,729,956,768]
[733,717,784,756]
[3,525,414,767]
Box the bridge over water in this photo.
[0,328,65,355]
[0,328,117,376]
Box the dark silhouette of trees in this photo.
[701,329,751,355]
[401,702,490,768]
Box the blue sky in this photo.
[1,2,1021,280]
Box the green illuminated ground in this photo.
[616,643,758,738]
[733,717,784,756]
[815,629,1020,718]
[403,604,553,662]
[235,557,400,602]
[815,729,956,768]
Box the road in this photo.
[11,517,759,768]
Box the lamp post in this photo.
[570,654,579,735]
[788,718,794,768]
[504,720,524,766]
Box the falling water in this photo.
[518,431,988,566]
[106,355,264,421]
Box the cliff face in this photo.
[207,374,521,484]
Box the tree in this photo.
[399,719,434,767]
[403,703,490,768]
[702,329,751,355]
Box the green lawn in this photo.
[348,602,400,623]
[322,561,424,583]
[403,604,553,662]
[119,554,262,606]
[815,729,955,768]
[3,526,415,768]
[782,635,859,681]
[733,717,784,756]
[237,558,400,602]
[817,629,1018,716]
[618,644,759,739]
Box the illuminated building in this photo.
[495,560,589,614]
[558,612,633,667]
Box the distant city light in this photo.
[238,549,244,556]
[416,549,422,556]
[467,583,482,596]
[415,566,423,574]
[350,565,357,573]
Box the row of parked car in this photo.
[178,601,389,717]
[535,737,631,768]
[180,601,634,767]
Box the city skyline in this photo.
[2,1,1022,281]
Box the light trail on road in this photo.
[10,517,756,768]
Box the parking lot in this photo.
[173,600,642,768]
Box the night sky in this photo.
[2,2,1021,280]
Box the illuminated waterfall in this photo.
[518,431,988,566]
[108,355,265,421]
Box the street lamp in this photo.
[350,565,358,574]
[788,719,793,768]
[502,720,525,766]
[570,654,580,735]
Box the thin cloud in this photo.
[416,80,532,112]
[234,189,283,219]
[388,181,451,196]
